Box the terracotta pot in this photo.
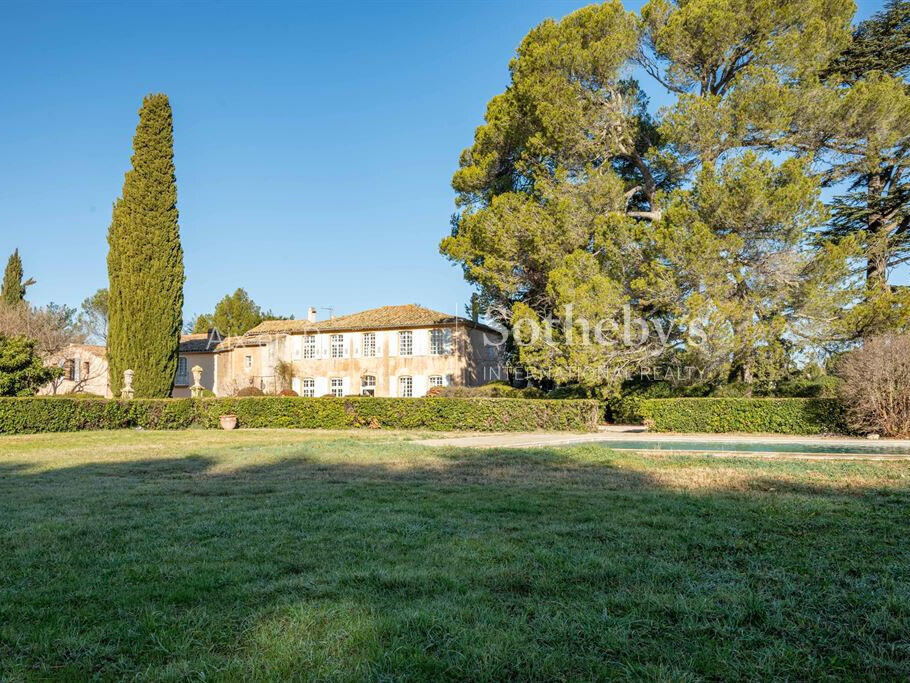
[219,414,238,430]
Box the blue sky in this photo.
[0,0,887,322]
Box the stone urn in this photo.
[219,414,238,430]
[120,369,135,400]
[190,365,205,398]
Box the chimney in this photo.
[307,307,317,323]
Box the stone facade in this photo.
[213,305,502,397]
[39,344,111,397]
[170,331,221,397]
[39,331,222,398]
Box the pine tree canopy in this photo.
[443,0,908,392]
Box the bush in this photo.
[547,384,595,400]
[607,381,709,424]
[636,398,847,435]
[0,397,601,435]
[0,334,61,396]
[836,335,910,437]
[277,389,299,397]
[45,392,106,399]
[772,375,840,398]
[235,386,264,397]
[432,381,544,399]
[0,398,197,433]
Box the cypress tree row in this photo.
[107,94,184,397]
[1,249,35,306]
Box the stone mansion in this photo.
[42,304,503,398]
[215,304,502,397]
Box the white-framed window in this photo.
[303,335,316,359]
[399,330,413,356]
[330,377,344,397]
[361,374,376,396]
[331,334,344,358]
[301,377,315,397]
[244,355,253,371]
[428,375,444,388]
[399,375,413,397]
[176,357,188,385]
[429,329,445,355]
[362,332,376,357]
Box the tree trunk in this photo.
[866,173,889,288]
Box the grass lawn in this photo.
[1,429,909,679]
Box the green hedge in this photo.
[636,398,847,435]
[0,397,600,435]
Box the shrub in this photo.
[45,392,106,399]
[709,382,753,398]
[773,375,840,398]
[636,398,847,435]
[0,397,601,434]
[607,381,709,424]
[0,334,62,396]
[277,389,299,397]
[235,386,264,397]
[433,381,544,399]
[547,384,594,399]
[274,360,296,393]
[836,335,910,437]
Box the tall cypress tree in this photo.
[107,94,184,397]
[1,249,35,306]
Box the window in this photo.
[244,355,252,371]
[64,358,75,381]
[176,357,188,385]
[399,330,412,356]
[362,332,376,357]
[303,335,316,359]
[301,378,315,397]
[331,334,344,358]
[81,361,90,380]
[330,378,344,397]
[399,375,413,397]
[429,329,445,355]
[428,375,444,388]
[361,375,376,396]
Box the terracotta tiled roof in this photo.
[244,304,498,336]
[179,332,222,353]
[65,344,106,356]
[214,335,267,352]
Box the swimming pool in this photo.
[598,439,910,457]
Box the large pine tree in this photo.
[107,94,184,397]
[1,249,35,306]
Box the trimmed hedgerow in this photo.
[0,397,600,435]
[636,398,847,435]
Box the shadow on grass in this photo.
[1,446,909,679]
